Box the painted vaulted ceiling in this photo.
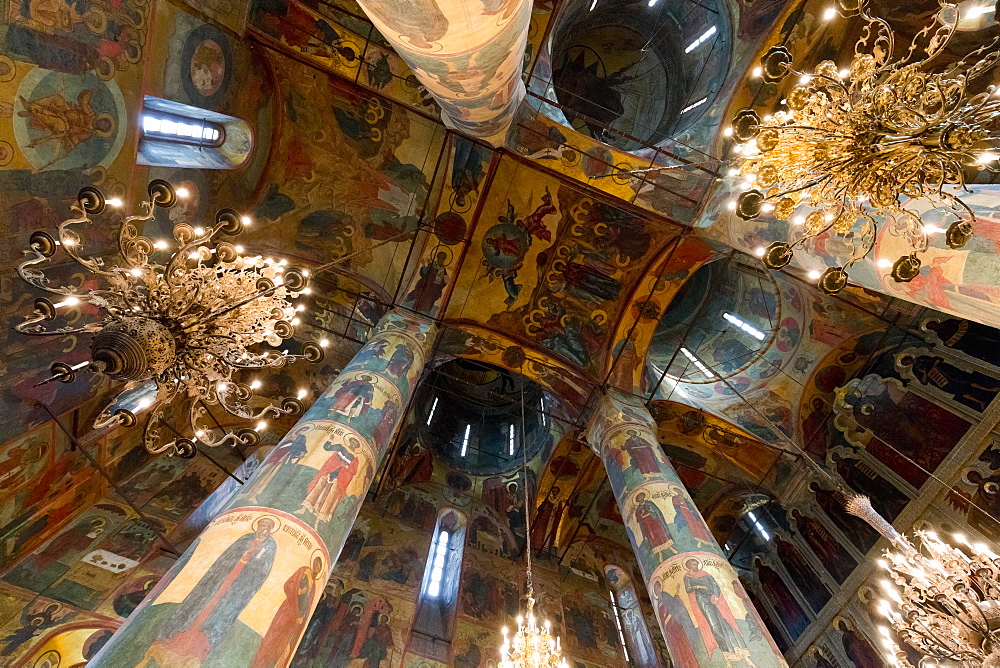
[3,0,1000,664]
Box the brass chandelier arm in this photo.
[17,246,81,297]
[14,319,105,336]
[117,201,156,269]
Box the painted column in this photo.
[352,0,531,145]
[90,311,436,668]
[586,391,787,668]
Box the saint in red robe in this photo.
[671,495,713,546]
[251,565,315,668]
[622,433,659,476]
[657,593,698,667]
[304,448,359,523]
[635,499,670,549]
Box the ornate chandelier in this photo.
[16,181,324,458]
[500,597,568,668]
[729,0,1000,293]
[500,386,567,668]
[845,494,1000,667]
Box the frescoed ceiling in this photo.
[4,0,1000,665]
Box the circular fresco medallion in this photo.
[181,24,232,104]
[13,69,126,172]
[481,222,530,270]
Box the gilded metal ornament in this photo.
[732,0,1000,292]
[16,183,324,458]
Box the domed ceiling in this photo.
[546,0,732,150]
[414,359,551,475]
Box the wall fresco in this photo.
[352,0,531,144]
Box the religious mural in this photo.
[587,392,787,667]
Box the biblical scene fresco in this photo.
[444,155,684,377]
[249,0,436,114]
[239,51,446,299]
[398,135,497,319]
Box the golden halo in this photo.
[95,113,116,138]
[251,514,282,535]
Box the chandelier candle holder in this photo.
[16,181,325,458]
[500,598,568,668]
[728,0,1000,294]
[845,493,1000,667]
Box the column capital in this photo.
[373,310,438,347]
[585,390,656,457]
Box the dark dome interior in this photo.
[547,0,732,150]
[414,358,550,475]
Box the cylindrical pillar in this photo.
[90,311,437,668]
[353,0,531,145]
[586,391,787,668]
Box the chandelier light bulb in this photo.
[175,187,190,198]
[822,6,837,20]
[241,215,252,226]
[153,240,168,250]
[107,197,124,208]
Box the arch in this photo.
[436,321,592,408]
[15,622,118,668]
[605,235,716,394]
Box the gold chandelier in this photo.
[845,494,1000,667]
[16,181,324,458]
[500,384,567,668]
[729,0,1000,293]
[500,597,568,668]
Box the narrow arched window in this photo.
[138,96,252,169]
[409,508,466,661]
[605,564,662,667]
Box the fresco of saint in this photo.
[633,492,672,553]
[303,438,363,523]
[144,517,278,662]
[682,558,742,658]
[622,429,660,477]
